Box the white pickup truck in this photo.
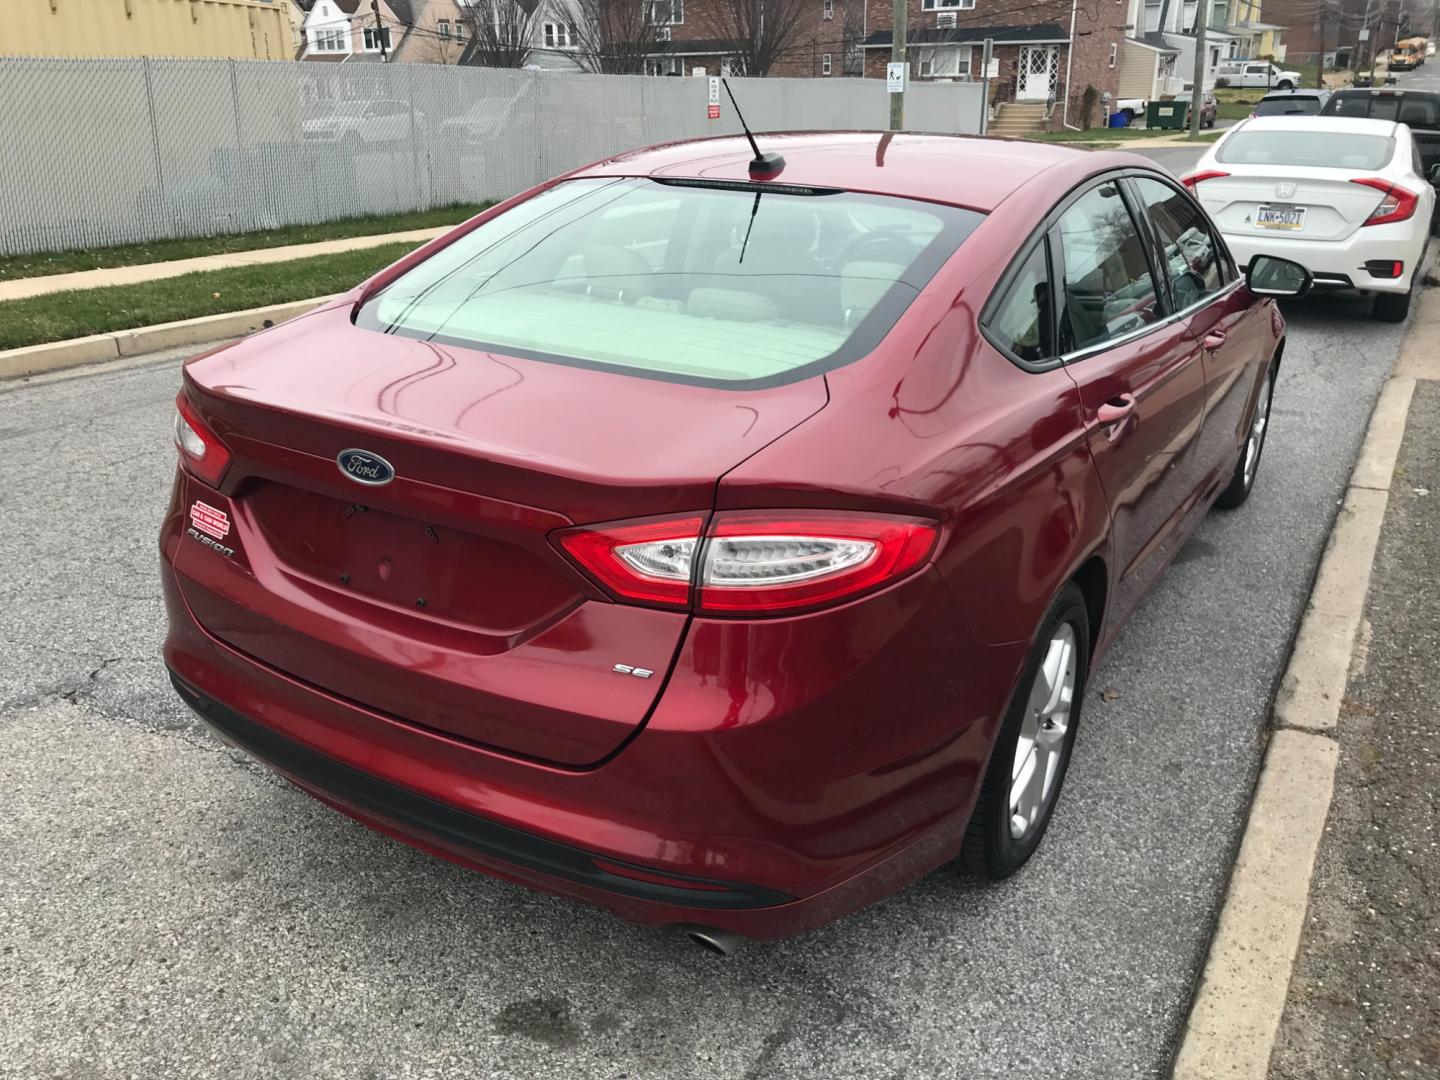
[1215,60,1304,90]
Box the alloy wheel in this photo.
[1243,373,1273,489]
[1009,623,1077,840]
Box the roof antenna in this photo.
[721,78,785,180]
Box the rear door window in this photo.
[355,177,984,386]
[1055,183,1162,353]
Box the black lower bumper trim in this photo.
[169,671,791,910]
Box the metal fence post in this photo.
[140,57,171,238]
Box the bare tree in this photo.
[841,0,864,76]
[715,0,811,76]
[565,0,668,74]
[459,0,544,67]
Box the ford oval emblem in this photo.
[337,448,395,486]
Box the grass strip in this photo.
[0,203,488,283]
[0,241,416,351]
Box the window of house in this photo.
[822,53,833,75]
[1143,0,1162,33]
[438,19,451,38]
[647,0,684,24]
[823,0,834,18]
[916,45,970,78]
[645,57,683,75]
[921,0,976,8]
[456,21,467,40]
[1130,177,1225,309]
[1212,0,1230,25]
[363,27,391,51]
[543,22,574,48]
[1108,43,1117,67]
[984,240,1054,366]
[1055,184,1161,353]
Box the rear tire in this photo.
[1275,79,1294,90]
[1374,286,1413,322]
[961,584,1089,879]
[1215,363,1275,510]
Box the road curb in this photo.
[1171,293,1440,1079]
[0,296,335,382]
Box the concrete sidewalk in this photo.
[0,227,447,303]
[1268,317,1440,1078]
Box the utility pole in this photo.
[889,0,906,130]
[371,0,388,62]
[1188,0,1207,138]
[1317,1,1326,88]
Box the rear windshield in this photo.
[355,177,983,386]
[1254,96,1324,116]
[1327,93,1440,125]
[1216,130,1395,169]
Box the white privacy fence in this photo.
[0,57,983,256]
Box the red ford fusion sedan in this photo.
[161,132,1311,949]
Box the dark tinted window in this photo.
[1328,93,1440,124]
[1056,184,1160,353]
[1254,96,1323,116]
[1131,178,1224,310]
[986,242,1053,364]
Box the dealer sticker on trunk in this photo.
[189,501,230,540]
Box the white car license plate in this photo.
[1256,204,1306,231]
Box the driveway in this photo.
[0,285,1413,1078]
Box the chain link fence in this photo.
[0,56,982,256]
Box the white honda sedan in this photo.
[1183,116,1437,321]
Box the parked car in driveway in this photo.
[1185,116,1436,321]
[1251,89,1331,117]
[1216,60,1304,90]
[161,132,1310,947]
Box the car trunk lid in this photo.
[1197,171,1392,242]
[173,305,827,766]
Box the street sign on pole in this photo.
[707,76,720,120]
[887,62,906,94]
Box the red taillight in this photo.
[173,392,231,487]
[1351,177,1419,226]
[556,514,704,609]
[1182,170,1230,190]
[697,511,937,613]
[555,510,938,615]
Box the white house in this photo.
[302,0,362,58]
[1120,0,1238,101]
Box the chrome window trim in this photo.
[1058,278,1244,365]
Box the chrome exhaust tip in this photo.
[680,925,742,957]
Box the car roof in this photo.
[1261,89,1326,98]
[1332,87,1440,99]
[570,131,1153,213]
[1234,115,1399,135]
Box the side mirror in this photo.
[1246,255,1313,298]
[1428,163,1440,184]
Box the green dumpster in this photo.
[1146,99,1190,130]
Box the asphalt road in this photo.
[0,278,1416,1078]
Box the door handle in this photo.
[1204,330,1227,350]
[1096,393,1137,425]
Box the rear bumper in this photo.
[1225,224,1425,295]
[161,515,1015,938]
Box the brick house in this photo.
[860,0,1129,130]
[642,0,865,77]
